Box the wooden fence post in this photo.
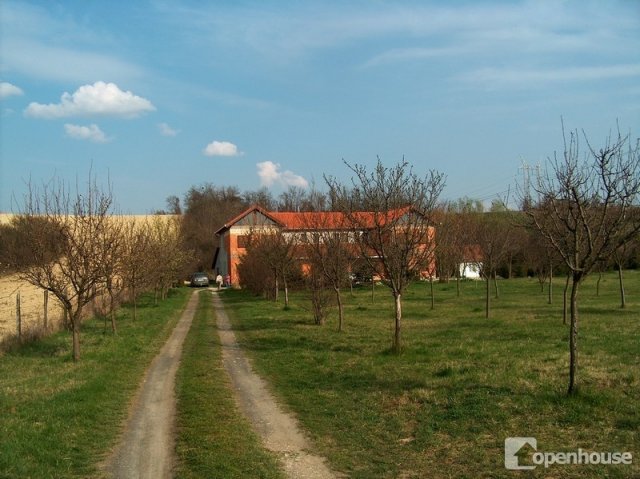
[16,292,22,341]
[44,290,49,331]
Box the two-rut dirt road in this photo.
[103,290,337,479]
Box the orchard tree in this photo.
[120,218,154,320]
[326,158,445,353]
[472,212,512,318]
[148,216,191,303]
[98,216,126,334]
[16,175,117,361]
[524,124,640,394]
[300,212,356,331]
[237,230,299,305]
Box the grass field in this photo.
[0,289,190,478]
[220,271,640,478]
[0,273,637,478]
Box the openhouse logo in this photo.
[505,437,633,470]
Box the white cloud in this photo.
[158,122,179,137]
[1,3,144,84]
[203,140,241,157]
[461,64,640,89]
[257,161,308,188]
[64,123,109,143]
[361,46,462,68]
[24,81,155,119]
[0,82,24,98]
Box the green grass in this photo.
[220,272,640,478]
[174,290,284,478]
[0,288,190,478]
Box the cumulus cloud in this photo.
[64,123,109,143]
[257,161,308,188]
[158,122,179,136]
[0,82,24,98]
[24,81,155,119]
[203,140,241,157]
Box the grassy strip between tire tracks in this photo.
[174,290,284,479]
[0,288,190,478]
[221,272,640,479]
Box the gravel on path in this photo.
[102,290,198,479]
[213,292,340,479]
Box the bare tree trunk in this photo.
[371,279,375,302]
[16,292,21,342]
[596,270,602,297]
[430,279,435,310]
[132,284,138,321]
[485,274,490,319]
[110,295,117,334]
[563,273,570,325]
[274,274,279,302]
[548,261,553,305]
[335,286,344,332]
[493,270,499,299]
[283,275,289,308]
[456,272,460,297]
[72,308,81,362]
[393,291,402,354]
[568,275,580,395]
[618,262,626,309]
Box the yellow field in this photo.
[0,273,65,342]
[0,213,180,343]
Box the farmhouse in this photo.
[213,204,436,287]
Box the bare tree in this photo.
[326,158,445,353]
[612,241,634,309]
[278,186,307,212]
[99,216,126,333]
[523,228,562,304]
[306,261,332,325]
[523,124,640,394]
[237,235,276,298]
[471,212,513,318]
[120,218,153,320]
[242,187,275,210]
[434,204,474,299]
[165,195,182,215]
[147,216,191,304]
[182,184,246,271]
[237,230,299,306]
[16,175,116,361]
[301,212,356,331]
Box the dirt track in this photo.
[213,292,338,479]
[103,290,198,478]
[103,290,336,478]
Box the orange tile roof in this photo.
[269,211,350,230]
[216,204,420,234]
[271,206,414,230]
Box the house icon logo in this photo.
[505,437,537,470]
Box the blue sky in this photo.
[1,0,638,213]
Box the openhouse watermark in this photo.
[505,437,633,470]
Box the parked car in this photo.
[190,272,210,287]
